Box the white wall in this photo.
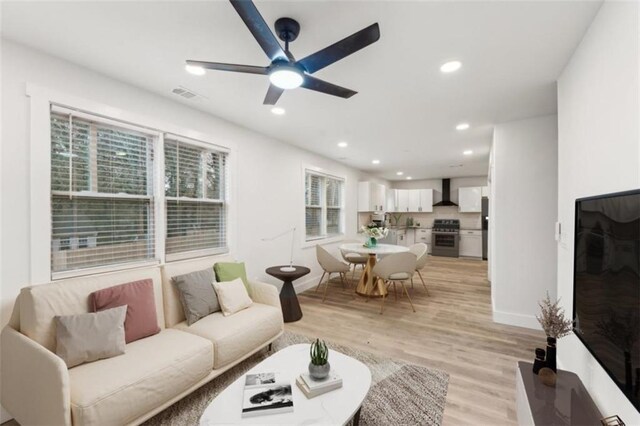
[490,115,558,329]
[0,40,381,325]
[557,1,640,422]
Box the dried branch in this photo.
[536,292,573,339]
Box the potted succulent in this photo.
[309,338,330,380]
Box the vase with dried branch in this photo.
[536,292,573,373]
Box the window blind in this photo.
[164,138,228,259]
[305,170,344,240]
[50,111,156,273]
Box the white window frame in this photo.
[27,84,235,282]
[302,165,346,247]
[164,134,229,262]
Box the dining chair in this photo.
[315,245,351,302]
[408,243,430,295]
[339,239,368,282]
[372,252,417,314]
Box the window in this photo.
[164,138,228,260]
[305,170,344,241]
[50,111,155,273]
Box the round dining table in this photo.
[339,243,409,298]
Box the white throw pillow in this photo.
[213,278,253,316]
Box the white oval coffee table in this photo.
[199,344,372,425]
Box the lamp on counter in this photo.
[261,227,297,272]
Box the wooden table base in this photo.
[355,254,387,298]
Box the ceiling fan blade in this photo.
[301,76,357,98]
[263,84,285,105]
[229,0,288,62]
[297,23,380,74]
[186,60,268,75]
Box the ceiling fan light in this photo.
[269,66,303,89]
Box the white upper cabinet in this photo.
[408,190,420,212]
[386,188,433,212]
[396,189,410,212]
[358,182,387,212]
[458,187,482,212]
[386,188,398,212]
[418,189,433,212]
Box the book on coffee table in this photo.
[241,373,293,418]
[296,372,343,399]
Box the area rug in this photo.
[144,331,449,425]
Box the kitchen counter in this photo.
[388,226,432,230]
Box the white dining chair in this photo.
[408,243,430,295]
[339,239,368,282]
[315,245,350,302]
[371,252,417,314]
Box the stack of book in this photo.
[295,372,343,398]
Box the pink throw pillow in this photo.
[90,279,160,343]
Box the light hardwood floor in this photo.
[286,255,544,425]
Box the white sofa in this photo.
[1,255,284,425]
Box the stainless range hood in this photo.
[433,178,458,207]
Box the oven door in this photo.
[432,232,459,257]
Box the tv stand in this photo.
[516,361,602,425]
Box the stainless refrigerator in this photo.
[482,197,489,260]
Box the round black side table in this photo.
[265,265,310,323]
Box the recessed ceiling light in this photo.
[271,107,286,115]
[406,176,412,180]
[372,159,380,165]
[440,60,462,73]
[337,141,348,148]
[396,171,404,176]
[456,123,470,130]
[463,150,473,155]
[185,64,205,76]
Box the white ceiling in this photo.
[2,0,601,180]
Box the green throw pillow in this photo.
[214,262,250,293]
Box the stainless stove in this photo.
[432,219,460,257]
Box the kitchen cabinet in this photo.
[458,187,482,212]
[481,186,489,197]
[405,229,415,246]
[459,230,482,257]
[358,182,386,212]
[387,188,433,212]
[396,189,410,212]
[415,229,432,253]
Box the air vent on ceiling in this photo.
[171,86,207,101]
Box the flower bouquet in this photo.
[360,223,389,247]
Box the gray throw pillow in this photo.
[172,268,220,325]
[55,305,127,368]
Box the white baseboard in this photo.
[493,309,542,330]
[293,274,321,293]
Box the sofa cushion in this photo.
[19,267,164,352]
[214,262,250,292]
[213,278,253,317]
[172,268,220,325]
[55,305,127,368]
[161,255,236,328]
[90,279,161,343]
[174,303,282,369]
[68,328,212,425]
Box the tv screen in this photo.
[573,189,640,410]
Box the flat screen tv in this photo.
[573,189,640,411]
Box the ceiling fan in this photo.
[186,0,380,105]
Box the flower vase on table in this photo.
[360,223,388,248]
[365,237,377,248]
